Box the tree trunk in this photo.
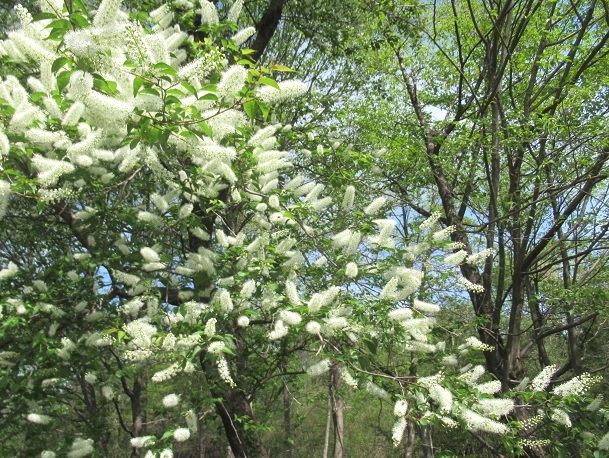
[417,425,434,458]
[202,359,268,458]
[403,421,415,458]
[282,363,293,458]
[322,395,332,458]
[330,363,345,458]
[129,374,146,457]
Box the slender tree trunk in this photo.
[330,363,345,458]
[130,374,146,458]
[403,421,416,458]
[322,395,332,458]
[525,277,551,367]
[282,363,293,458]
[417,425,434,458]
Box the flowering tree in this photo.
[0,1,606,456]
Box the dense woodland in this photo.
[1,0,609,457]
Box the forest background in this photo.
[1,0,609,457]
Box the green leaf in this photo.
[92,75,118,95]
[152,62,178,78]
[72,0,88,14]
[357,354,371,371]
[161,430,174,440]
[199,93,218,101]
[362,338,378,355]
[167,88,185,97]
[30,92,46,102]
[181,81,197,96]
[259,77,280,90]
[32,12,58,21]
[159,129,171,147]
[133,77,145,97]
[222,347,236,356]
[47,28,68,40]
[243,100,257,120]
[148,126,161,144]
[164,95,182,106]
[68,13,89,28]
[270,63,296,73]
[45,18,71,30]
[123,59,137,69]
[140,88,160,97]
[198,122,213,138]
[51,57,71,73]
[259,102,270,119]
[56,70,73,92]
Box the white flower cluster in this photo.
[458,408,507,434]
[444,249,468,265]
[519,412,544,431]
[131,436,156,448]
[124,319,156,351]
[268,319,288,340]
[279,309,302,325]
[67,438,94,458]
[474,381,502,395]
[429,384,453,413]
[218,65,248,98]
[381,267,424,301]
[101,385,114,400]
[472,398,514,418]
[369,219,396,248]
[457,277,485,293]
[27,413,52,425]
[152,363,181,383]
[530,365,557,392]
[257,80,307,105]
[550,408,571,427]
[231,27,255,46]
[466,248,494,265]
[364,196,387,215]
[0,180,10,220]
[208,341,225,355]
[461,336,494,352]
[173,427,191,442]
[432,225,455,241]
[391,417,407,447]
[217,356,235,387]
[345,262,358,278]
[162,393,180,408]
[419,211,442,231]
[599,431,609,450]
[364,381,389,400]
[413,299,440,314]
[552,372,597,397]
[393,399,408,417]
[0,262,18,280]
[306,359,331,377]
[459,365,486,386]
[31,156,75,187]
[521,438,551,448]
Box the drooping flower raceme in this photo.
[530,365,557,392]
